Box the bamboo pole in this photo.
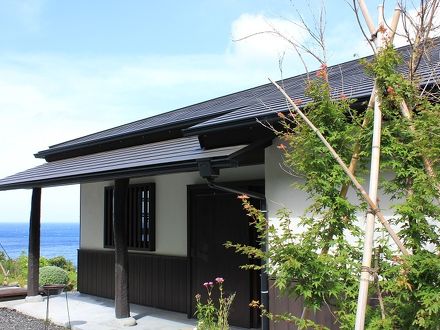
[269,78,409,256]
[389,6,401,40]
[355,34,383,330]
[340,6,400,198]
[355,5,387,330]
[357,0,376,36]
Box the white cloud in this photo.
[227,12,374,74]
[230,13,307,59]
[392,6,440,48]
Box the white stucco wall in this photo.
[265,140,398,226]
[80,164,264,256]
[80,181,110,250]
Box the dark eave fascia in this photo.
[35,123,185,159]
[0,156,235,191]
[184,93,373,138]
[183,116,278,138]
[228,138,273,164]
[37,127,184,162]
[35,107,246,161]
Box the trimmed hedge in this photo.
[39,266,69,286]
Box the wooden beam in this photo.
[27,187,41,298]
[113,178,130,319]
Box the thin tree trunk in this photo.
[399,100,440,197]
[319,92,374,255]
[339,92,374,198]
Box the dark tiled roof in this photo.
[186,45,440,132]
[186,61,374,131]
[36,40,440,155]
[0,136,246,190]
[40,81,278,156]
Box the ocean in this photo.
[0,222,79,267]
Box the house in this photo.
[0,40,438,329]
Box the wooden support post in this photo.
[113,178,135,325]
[27,187,42,300]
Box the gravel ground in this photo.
[0,307,68,330]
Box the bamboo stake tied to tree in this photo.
[269,78,409,256]
[354,4,388,330]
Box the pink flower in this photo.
[316,63,328,80]
[215,277,224,284]
[208,282,214,287]
[277,144,286,151]
[203,282,209,288]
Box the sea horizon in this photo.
[0,222,79,267]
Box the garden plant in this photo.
[194,277,236,330]
[0,253,76,290]
[39,265,69,286]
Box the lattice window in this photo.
[104,183,155,251]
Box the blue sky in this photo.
[0,0,396,222]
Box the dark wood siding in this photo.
[77,249,188,313]
[269,279,339,330]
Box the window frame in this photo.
[104,182,156,251]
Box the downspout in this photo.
[205,178,270,330]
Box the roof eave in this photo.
[0,157,237,191]
[183,92,374,137]
[36,107,247,161]
[34,122,190,159]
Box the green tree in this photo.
[228,5,439,327]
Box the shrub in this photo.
[39,266,69,286]
[48,256,75,272]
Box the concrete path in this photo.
[0,292,197,330]
[0,293,253,329]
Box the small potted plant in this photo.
[39,265,69,295]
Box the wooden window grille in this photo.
[104,183,155,251]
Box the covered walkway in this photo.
[0,292,254,329]
[0,292,198,330]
